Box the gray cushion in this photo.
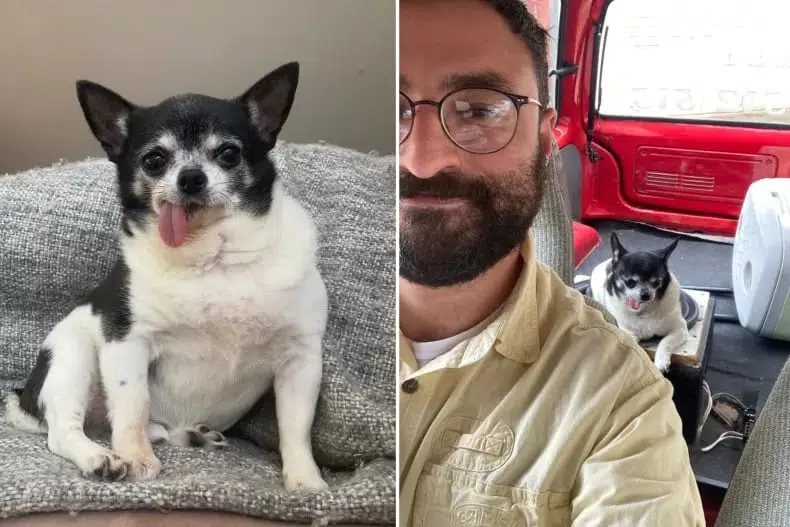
[0,141,395,524]
[532,139,574,286]
[531,139,615,325]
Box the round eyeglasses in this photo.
[399,88,544,155]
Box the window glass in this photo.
[597,0,790,126]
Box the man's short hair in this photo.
[488,0,550,106]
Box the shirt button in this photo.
[402,378,419,393]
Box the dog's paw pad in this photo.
[187,424,227,449]
[88,453,129,482]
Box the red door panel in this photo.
[633,147,775,212]
[593,119,790,221]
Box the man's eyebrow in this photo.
[399,74,410,91]
[439,71,514,93]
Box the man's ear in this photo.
[539,107,558,165]
[76,80,136,159]
[239,62,300,148]
[611,231,627,263]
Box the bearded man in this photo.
[397,1,705,525]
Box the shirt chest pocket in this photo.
[411,416,571,527]
[412,465,571,527]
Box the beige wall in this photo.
[0,0,395,174]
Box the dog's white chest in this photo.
[149,276,282,346]
[131,264,298,431]
[615,311,667,340]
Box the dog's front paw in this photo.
[84,451,130,482]
[283,460,328,492]
[128,455,162,481]
[654,352,672,373]
[120,452,162,481]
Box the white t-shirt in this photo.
[411,304,506,368]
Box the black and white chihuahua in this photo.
[590,232,688,373]
[5,62,329,492]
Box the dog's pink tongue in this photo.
[158,202,188,248]
[628,298,642,310]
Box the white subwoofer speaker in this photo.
[732,178,790,342]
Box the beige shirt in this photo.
[399,235,705,526]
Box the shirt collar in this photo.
[493,233,541,364]
[399,233,542,372]
[399,332,419,372]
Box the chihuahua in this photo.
[5,62,329,492]
[590,232,688,373]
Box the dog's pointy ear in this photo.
[239,62,299,148]
[656,237,680,261]
[611,231,627,262]
[76,80,136,159]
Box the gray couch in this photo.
[715,355,790,527]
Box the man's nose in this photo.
[400,106,461,179]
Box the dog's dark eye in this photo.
[141,152,167,174]
[216,145,241,168]
[625,279,636,288]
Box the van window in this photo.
[596,0,790,126]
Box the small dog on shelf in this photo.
[590,232,688,373]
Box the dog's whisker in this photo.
[213,191,236,210]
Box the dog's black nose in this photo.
[178,168,207,195]
[640,291,651,301]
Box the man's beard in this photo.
[399,145,547,288]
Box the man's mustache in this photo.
[399,170,491,203]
